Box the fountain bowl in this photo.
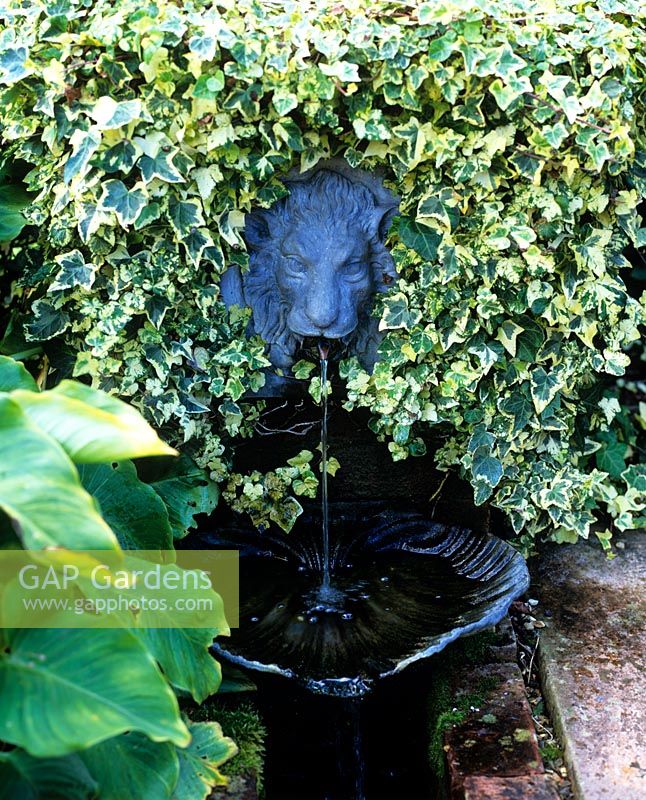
[202,509,530,697]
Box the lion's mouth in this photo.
[293,336,353,364]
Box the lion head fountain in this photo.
[221,160,399,375]
[212,158,529,704]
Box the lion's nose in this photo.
[305,294,338,330]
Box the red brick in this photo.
[445,662,543,795]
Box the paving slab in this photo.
[533,532,646,800]
[463,775,562,799]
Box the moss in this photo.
[190,698,266,794]
[426,634,503,785]
[540,741,564,763]
[427,677,491,782]
[460,631,499,664]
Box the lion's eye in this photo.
[343,260,365,280]
[284,257,306,278]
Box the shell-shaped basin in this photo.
[204,510,529,697]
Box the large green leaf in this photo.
[0,396,119,550]
[0,628,190,757]
[171,722,237,800]
[130,556,229,702]
[148,455,219,539]
[79,461,174,553]
[0,355,38,392]
[80,733,178,800]
[0,183,31,242]
[12,381,176,463]
[0,749,98,800]
[140,626,224,704]
[218,663,257,693]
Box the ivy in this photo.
[0,0,644,548]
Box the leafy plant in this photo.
[0,355,235,799]
[0,0,644,549]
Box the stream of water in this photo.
[319,342,331,590]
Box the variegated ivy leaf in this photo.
[25,299,71,341]
[319,60,360,82]
[379,292,422,331]
[168,198,205,238]
[99,180,147,227]
[50,250,97,291]
[77,203,111,242]
[90,97,146,130]
[134,202,162,230]
[94,141,141,175]
[64,130,101,185]
[471,446,503,488]
[530,367,562,415]
[139,151,184,184]
[0,47,32,84]
[188,34,217,61]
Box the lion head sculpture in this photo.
[231,162,399,373]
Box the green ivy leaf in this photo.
[398,217,442,261]
[472,446,503,487]
[530,367,561,414]
[193,71,225,99]
[100,180,147,227]
[596,441,628,479]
